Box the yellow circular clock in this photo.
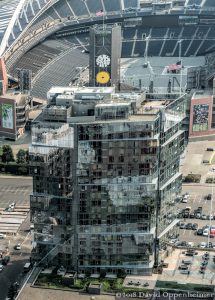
[96,71,110,84]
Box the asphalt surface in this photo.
[162,248,215,283]
[0,177,33,300]
[0,231,32,300]
[175,185,215,247]
[0,177,32,208]
[177,185,214,243]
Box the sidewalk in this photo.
[0,175,32,179]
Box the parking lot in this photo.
[162,248,215,285]
[0,177,32,209]
[174,186,215,247]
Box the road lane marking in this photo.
[21,232,30,246]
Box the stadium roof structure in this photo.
[0,0,48,56]
[1,0,215,99]
[2,0,215,58]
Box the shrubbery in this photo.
[183,174,201,183]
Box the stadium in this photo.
[0,0,215,101]
[1,0,215,281]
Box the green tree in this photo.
[2,145,14,163]
[16,149,27,164]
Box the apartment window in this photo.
[118,155,124,162]
[109,156,114,162]
[108,164,113,170]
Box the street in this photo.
[0,230,32,300]
[0,177,33,300]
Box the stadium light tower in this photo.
[178,39,183,96]
[143,36,150,68]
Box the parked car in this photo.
[201,215,207,220]
[192,223,198,230]
[181,194,189,203]
[178,264,189,270]
[195,212,201,219]
[181,198,188,203]
[206,194,212,200]
[202,255,209,261]
[0,265,4,272]
[182,260,192,265]
[187,242,194,247]
[186,223,193,230]
[189,213,195,219]
[206,148,214,151]
[199,242,207,248]
[180,223,186,229]
[183,213,190,218]
[197,229,203,236]
[186,249,198,255]
[203,229,209,236]
[169,239,178,245]
[207,214,213,220]
[185,252,194,256]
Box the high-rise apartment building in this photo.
[30,87,186,275]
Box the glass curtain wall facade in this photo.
[30,94,186,276]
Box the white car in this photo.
[0,265,4,272]
[0,233,6,239]
[169,239,178,245]
[203,229,209,236]
[181,198,188,203]
[187,242,194,247]
[200,242,207,248]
